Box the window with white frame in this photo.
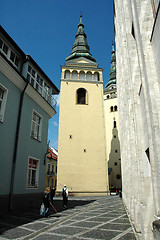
[31,110,42,141]
[27,65,50,101]
[0,84,8,123]
[0,38,19,68]
[27,158,39,188]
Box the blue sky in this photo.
[1,0,114,149]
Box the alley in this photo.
[0,196,136,240]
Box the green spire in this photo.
[105,44,116,88]
[65,14,96,62]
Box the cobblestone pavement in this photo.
[0,196,136,240]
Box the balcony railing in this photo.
[47,171,55,176]
[27,74,57,110]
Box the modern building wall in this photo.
[114,0,160,239]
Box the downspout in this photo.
[9,81,29,211]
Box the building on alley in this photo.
[57,15,108,196]
[114,0,160,239]
[103,44,121,193]
[0,25,59,213]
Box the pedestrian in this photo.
[50,187,56,204]
[42,187,51,217]
[62,184,68,210]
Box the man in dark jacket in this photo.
[62,184,68,210]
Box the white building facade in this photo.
[114,0,160,239]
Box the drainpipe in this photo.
[9,81,29,211]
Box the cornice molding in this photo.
[61,79,103,84]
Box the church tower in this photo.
[57,15,108,196]
[103,44,121,191]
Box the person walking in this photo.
[42,187,51,217]
[50,187,56,204]
[62,184,68,210]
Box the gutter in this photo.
[9,81,29,211]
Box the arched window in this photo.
[110,106,113,112]
[114,105,118,111]
[114,120,116,128]
[64,70,70,79]
[86,71,92,80]
[72,70,78,80]
[79,71,85,80]
[76,88,87,104]
[94,72,100,81]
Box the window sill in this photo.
[31,136,41,142]
[76,103,88,105]
[27,186,38,189]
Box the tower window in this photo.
[114,120,116,128]
[64,70,70,79]
[114,105,118,111]
[79,71,85,80]
[72,70,78,80]
[77,88,87,104]
[110,106,113,112]
[86,71,92,80]
[94,72,100,81]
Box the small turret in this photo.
[105,44,116,88]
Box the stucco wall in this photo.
[114,0,160,239]
[103,95,121,189]
[0,71,49,199]
[0,71,21,195]
[57,80,108,195]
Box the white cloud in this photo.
[53,121,58,127]
[54,94,60,107]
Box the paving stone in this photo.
[48,226,88,235]
[99,223,131,231]
[1,227,33,239]
[101,212,124,217]
[61,220,77,225]
[87,216,113,222]
[33,233,65,240]
[118,232,136,240]
[71,215,91,220]
[45,218,64,224]
[69,220,99,228]
[112,218,130,224]
[81,229,120,239]
[22,222,49,231]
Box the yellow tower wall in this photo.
[103,93,121,189]
[57,79,108,196]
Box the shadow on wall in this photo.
[108,124,122,192]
